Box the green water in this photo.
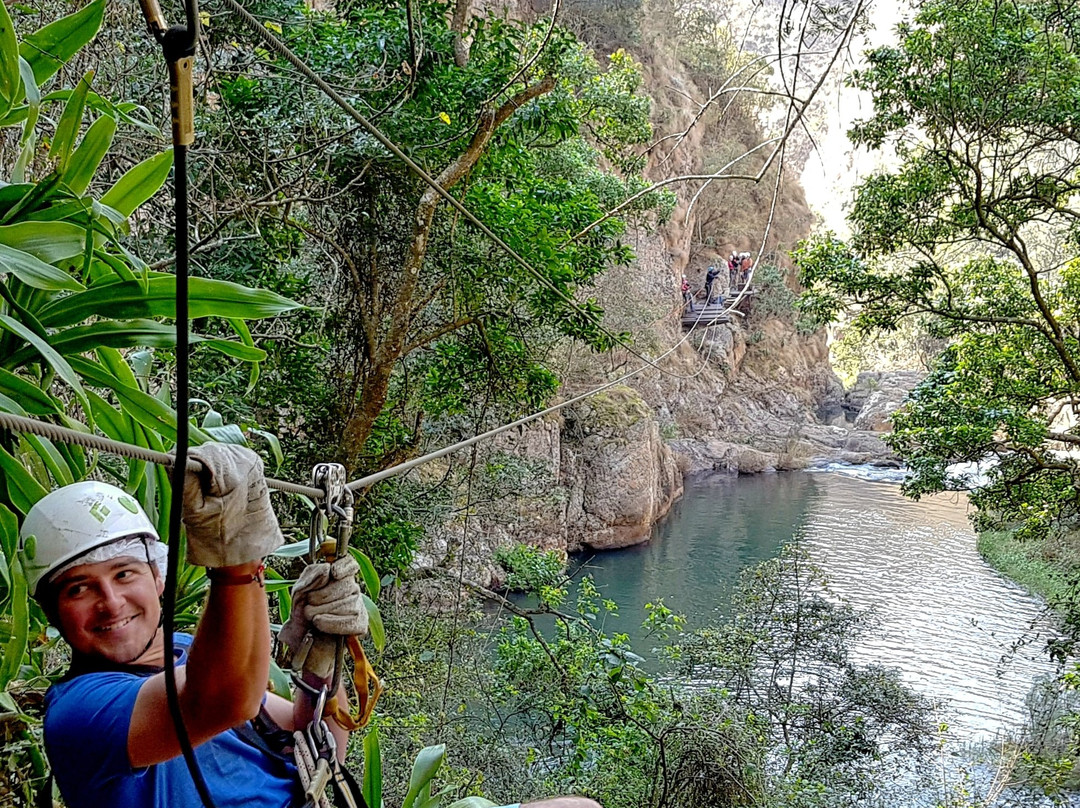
[571,469,1056,741]
[571,470,817,632]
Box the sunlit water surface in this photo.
[573,469,1059,743]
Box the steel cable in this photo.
[0,410,321,498]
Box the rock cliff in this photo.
[416,0,918,589]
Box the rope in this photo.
[0,411,322,498]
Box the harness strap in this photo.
[325,636,382,732]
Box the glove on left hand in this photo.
[279,555,368,679]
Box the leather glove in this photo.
[279,556,368,680]
[180,443,284,568]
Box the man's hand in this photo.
[279,556,368,680]
[181,443,284,568]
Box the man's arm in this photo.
[128,562,271,767]
[261,682,351,764]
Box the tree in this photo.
[194,0,667,476]
[796,0,1080,543]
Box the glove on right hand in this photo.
[279,555,368,680]
[180,443,284,568]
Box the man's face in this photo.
[52,557,164,664]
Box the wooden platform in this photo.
[681,301,732,327]
[681,287,756,328]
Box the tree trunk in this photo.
[338,77,558,470]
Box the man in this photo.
[21,444,600,808]
[739,252,753,288]
[704,264,721,305]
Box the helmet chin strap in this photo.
[116,536,166,667]
[118,619,164,666]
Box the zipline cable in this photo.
[0,412,322,497]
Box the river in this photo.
[571,468,1060,743]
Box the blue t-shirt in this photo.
[45,633,301,808]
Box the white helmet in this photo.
[20,481,161,598]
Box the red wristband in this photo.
[206,562,266,586]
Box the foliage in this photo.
[795,0,1080,548]
[365,544,935,808]
[192,0,668,479]
[493,544,565,593]
[748,262,817,334]
[673,545,935,807]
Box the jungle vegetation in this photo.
[0,0,997,806]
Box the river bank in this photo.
[978,527,1080,608]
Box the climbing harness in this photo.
[284,463,377,808]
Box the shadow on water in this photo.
[570,471,823,639]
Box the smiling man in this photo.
[19,444,366,808]
[21,445,603,808]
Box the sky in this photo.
[798,1,910,235]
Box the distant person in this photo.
[728,252,739,289]
[739,252,753,289]
[704,264,721,305]
[681,275,694,312]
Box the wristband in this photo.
[206,562,266,586]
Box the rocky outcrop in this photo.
[416,4,918,591]
[425,386,683,588]
[846,371,924,431]
[561,386,683,550]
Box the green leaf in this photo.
[0,0,20,110]
[271,540,310,558]
[68,355,210,445]
[0,503,19,566]
[17,57,39,142]
[0,555,29,689]
[49,71,93,170]
[0,444,47,513]
[8,320,262,365]
[247,428,283,470]
[0,368,58,415]
[0,220,90,267]
[22,433,74,486]
[0,172,61,225]
[445,800,498,808]
[402,745,446,808]
[270,566,293,623]
[268,657,293,701]
[227,316,260,392]
[361,593,385,653]
[0,313,89,414]
[0,242,83,291]
[203,424,248,445]
[62,114,116,195]
[363,726,382,808]
[87,389,135,445]
[37,277,303,328]
[96,346,141,388]
[349,547,381,601]
[20,0,106,87]
[100,149,173,218]
[199,338,266,362]
[11,59,38,181]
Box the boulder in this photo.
[561,386,683,550]
[846,371,924,432]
